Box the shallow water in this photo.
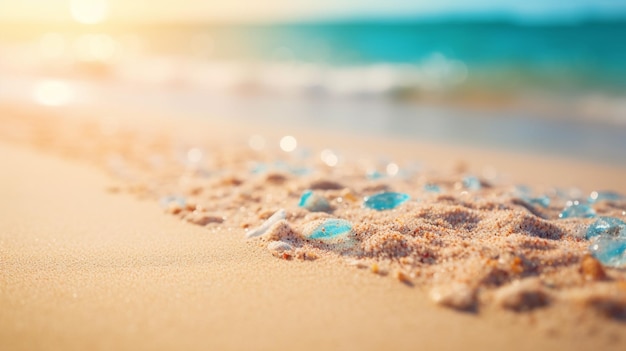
[2,19,626,165]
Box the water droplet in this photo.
[364,192,410,211]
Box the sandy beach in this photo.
[1,103,626,350]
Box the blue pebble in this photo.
[298,190,331,212]
[589,236,626,267]
[586,217,626,240]
[306,219,352,240]
[250,163,268,174]
[525,195,551,208]
[587,191,625,204]
[463,176,481,190]
[424,184,441,193]
[364,192,410,211]
[290,166,313,176]
[559,203,596,219]
[515,184,532,196]
[367,170,384,180]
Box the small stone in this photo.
[363,192,410,211]
[559,203,596,219]
[588,191,625,204]
[245,209,286,239]
[423,184,441,193]
[586,217,626,240]
[309,179,344,190]
[267,241,293,257]
[340,188,358,202]
[346,259,368,269]
[394,270,411,284]
[371,262,380,274]
[589,236,626,267]
[493,278,550,311]
[580,254,607,281]
[429,283,476,311]
[262,220,295,241]
[265,172,288,184]
[462,176,481,190]
[166,202,183,215]
[302,219,352,240]
[186,212,223,226]
[298,190,331,212]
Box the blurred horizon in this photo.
[2,0,626,24]
[1,0,625,164]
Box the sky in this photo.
[1,0,625,23]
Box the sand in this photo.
[1,103,626,350]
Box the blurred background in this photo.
[1,0,625,163]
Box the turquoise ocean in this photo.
[1,18,625,164]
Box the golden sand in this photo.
[1,103,626,350]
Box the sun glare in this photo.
[70,0,109,24]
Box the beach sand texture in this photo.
[1,104,626,350]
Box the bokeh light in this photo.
[33,80,75,106]
[70,0,109,25]
[280,136,297,152]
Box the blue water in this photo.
[148,19,626,94]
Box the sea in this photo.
[1,18,625,164]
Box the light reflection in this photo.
[33,80,75,106]
[386,163,399,176]
[70,0,110,25]
[320,149,338,167]
[74,34,117,62]
[279,136,297,152]
[186,147,204,164]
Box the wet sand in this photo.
[1,104,626,350]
